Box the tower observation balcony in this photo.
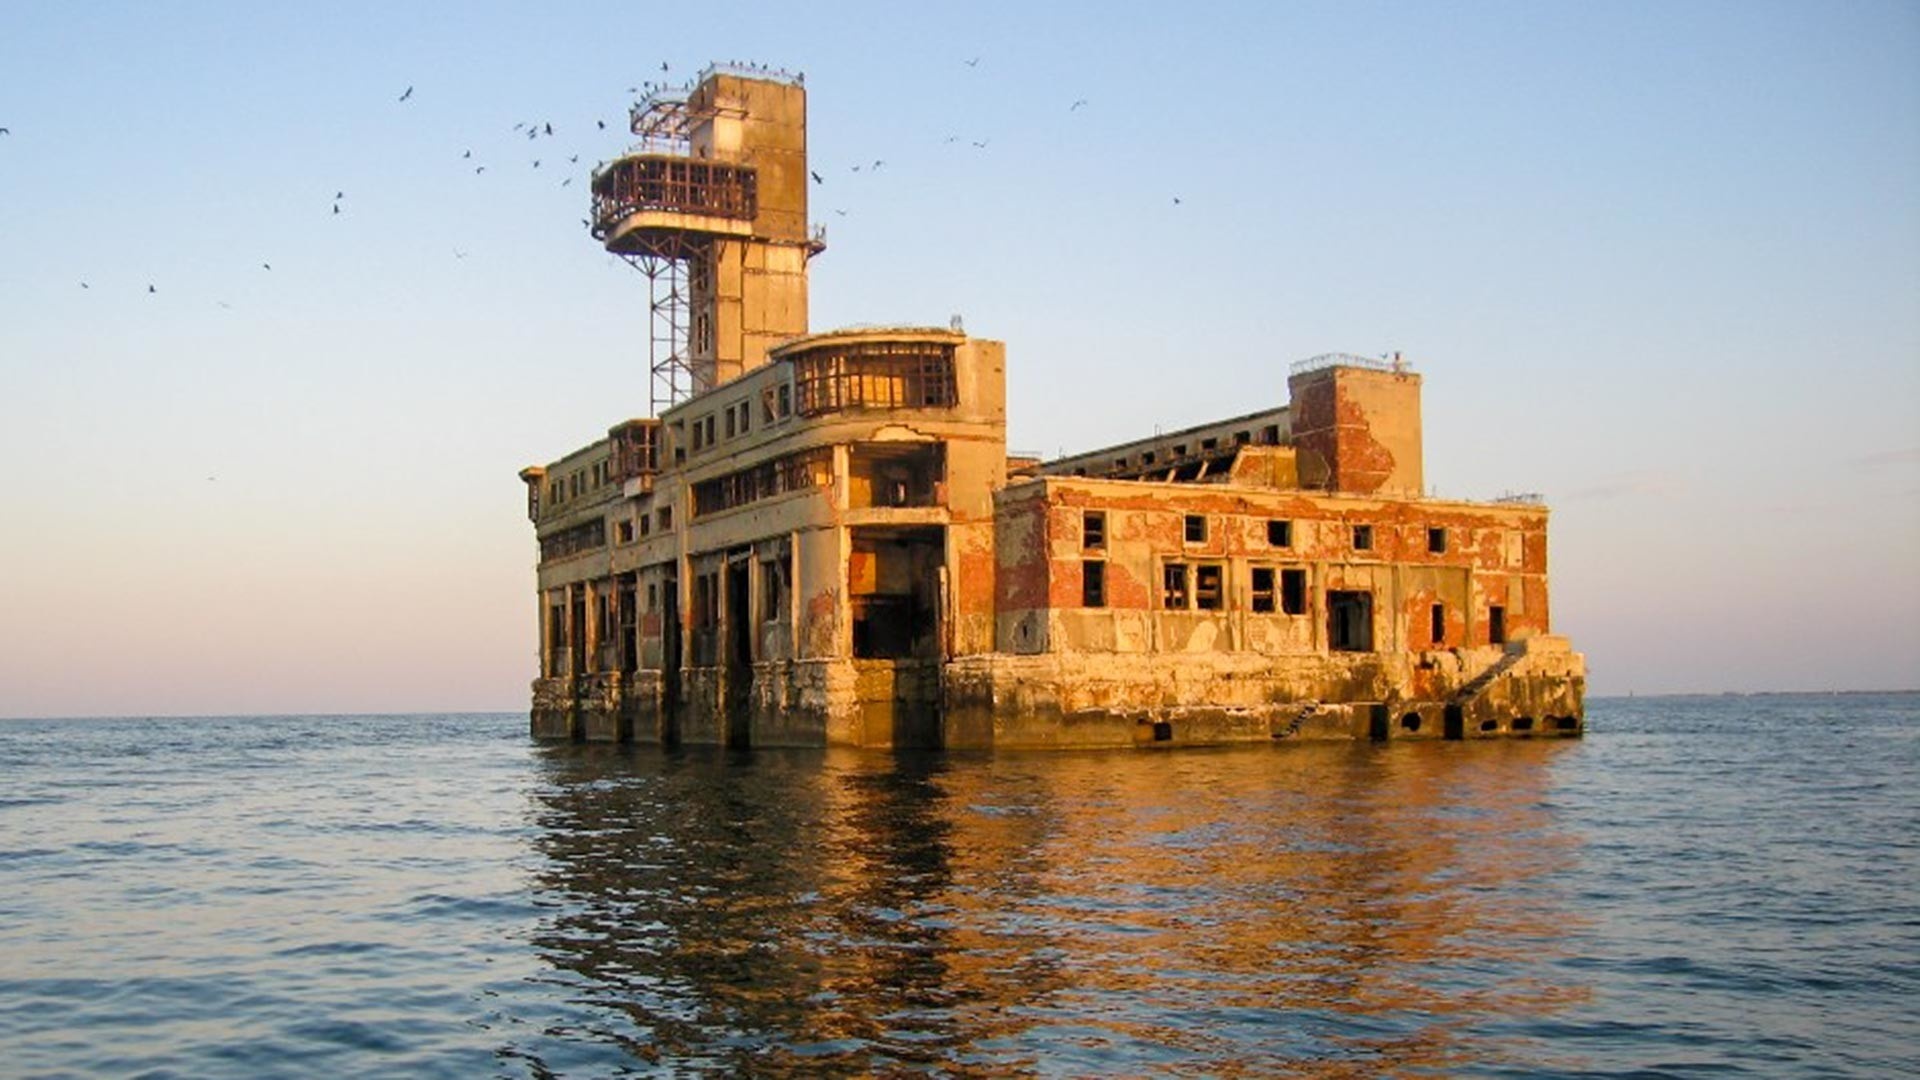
[590,154,758,254]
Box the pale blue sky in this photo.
[2,1,1915,716]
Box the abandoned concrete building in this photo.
[518,65,1585,749]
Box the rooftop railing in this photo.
[590,154,757,238]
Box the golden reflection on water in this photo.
[525,740,1586,1075]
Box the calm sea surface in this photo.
[1,695,1916,1078]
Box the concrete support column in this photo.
[583,580,601,674]
[540,591,553,678]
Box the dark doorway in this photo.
[567,588,588,675]
[1489,605,1506,646]
[616,573,638,672]
[1328,590,1373,652]
[1368,703,1389,741]
[724,555,752,748]
[661,571,682,744]
[1444,703,1464,740]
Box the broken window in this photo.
[1251,567,1276,613]
[1185,515,1207,543]
[793,342,957,415]
[1489,604,1507,645]
[1162,563,1189,609]
[1082,560,1106,607]
[658,505,672,530]
[762,548,791,623]
[1282,568,1306,615]
[1352,524,1373,551]
[1431,602,1446,646]
[640,513,651,537]
[762,387,777,424]
[1082,511,1105,550]
[616,519,635,544]
[1268,519,1292,547]
[1260,424,1280,445]
[1428,527,1447,554]
[1195,564,1223,610]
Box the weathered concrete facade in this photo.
[520,67,1583,749]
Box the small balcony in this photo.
[590,154,757,245]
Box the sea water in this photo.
[1,694,1915,1077]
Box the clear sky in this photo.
[1,1,1915,717]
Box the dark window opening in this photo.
[1195,564,1223,610]
[1268,519,1292,547]
[1200,438,1217,451]
[724,409,736,439]
[1082,511,1105,550]
[646,582,658,612]
[778,383,792,417]
[1173,443,1187,457]
[1428,527,1447,554]
[1401,712,1422,732]
[1281,568,1307,615]
[1352,524,1373,551]
[847,443,943,509]
[1184,515,1207,543]
[1142,451,1156,465]
[1480,718,1499,733]
[1082,560,1106,607]
[1328,590,1374,651]
[1250,567,1276,613]
[1260,424,1280,445]
[1513,716,1535,732]
[1431,603,1446,646]
[1162,563,1189,609]
[1152,720,1172,741]
[1234,430,1251,445]
[1489,605,1507,645]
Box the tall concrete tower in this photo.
[590,65,818,415]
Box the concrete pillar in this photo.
[584,580,600,673]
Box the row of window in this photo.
[1077,559,1310,614]
[1081,511,1450,555]
[1091,424,1285,475]
[689,386,795,454]
[545,457,615,511]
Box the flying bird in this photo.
[80,282,89,289]
[513,122,525,131]
[569,154,578,163]
[0,127,10,135]
[544,122,553,136]
[964,57,980,67]
[872,159,884,170]
[833,208,847,216]
[334,190,344,200]
[453,248,468,260]
[463,149,471,158]
[332,204,340,214]
[532,159,540,168]
[261,262,271,271]
[660,61,669,72]
[147,284,156,293]
[597,119,607,130]
[810,170,822,184]
[399,85,413,102]
[475,166,486,174]
[850,164,861,172]
[1070,99,1088,111]
[1172,196,1182,205]
[561,177,572,186]
[971,139,989,148]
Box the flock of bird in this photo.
[7,56,1161,303]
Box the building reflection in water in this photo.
[516,740,1586,1075]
